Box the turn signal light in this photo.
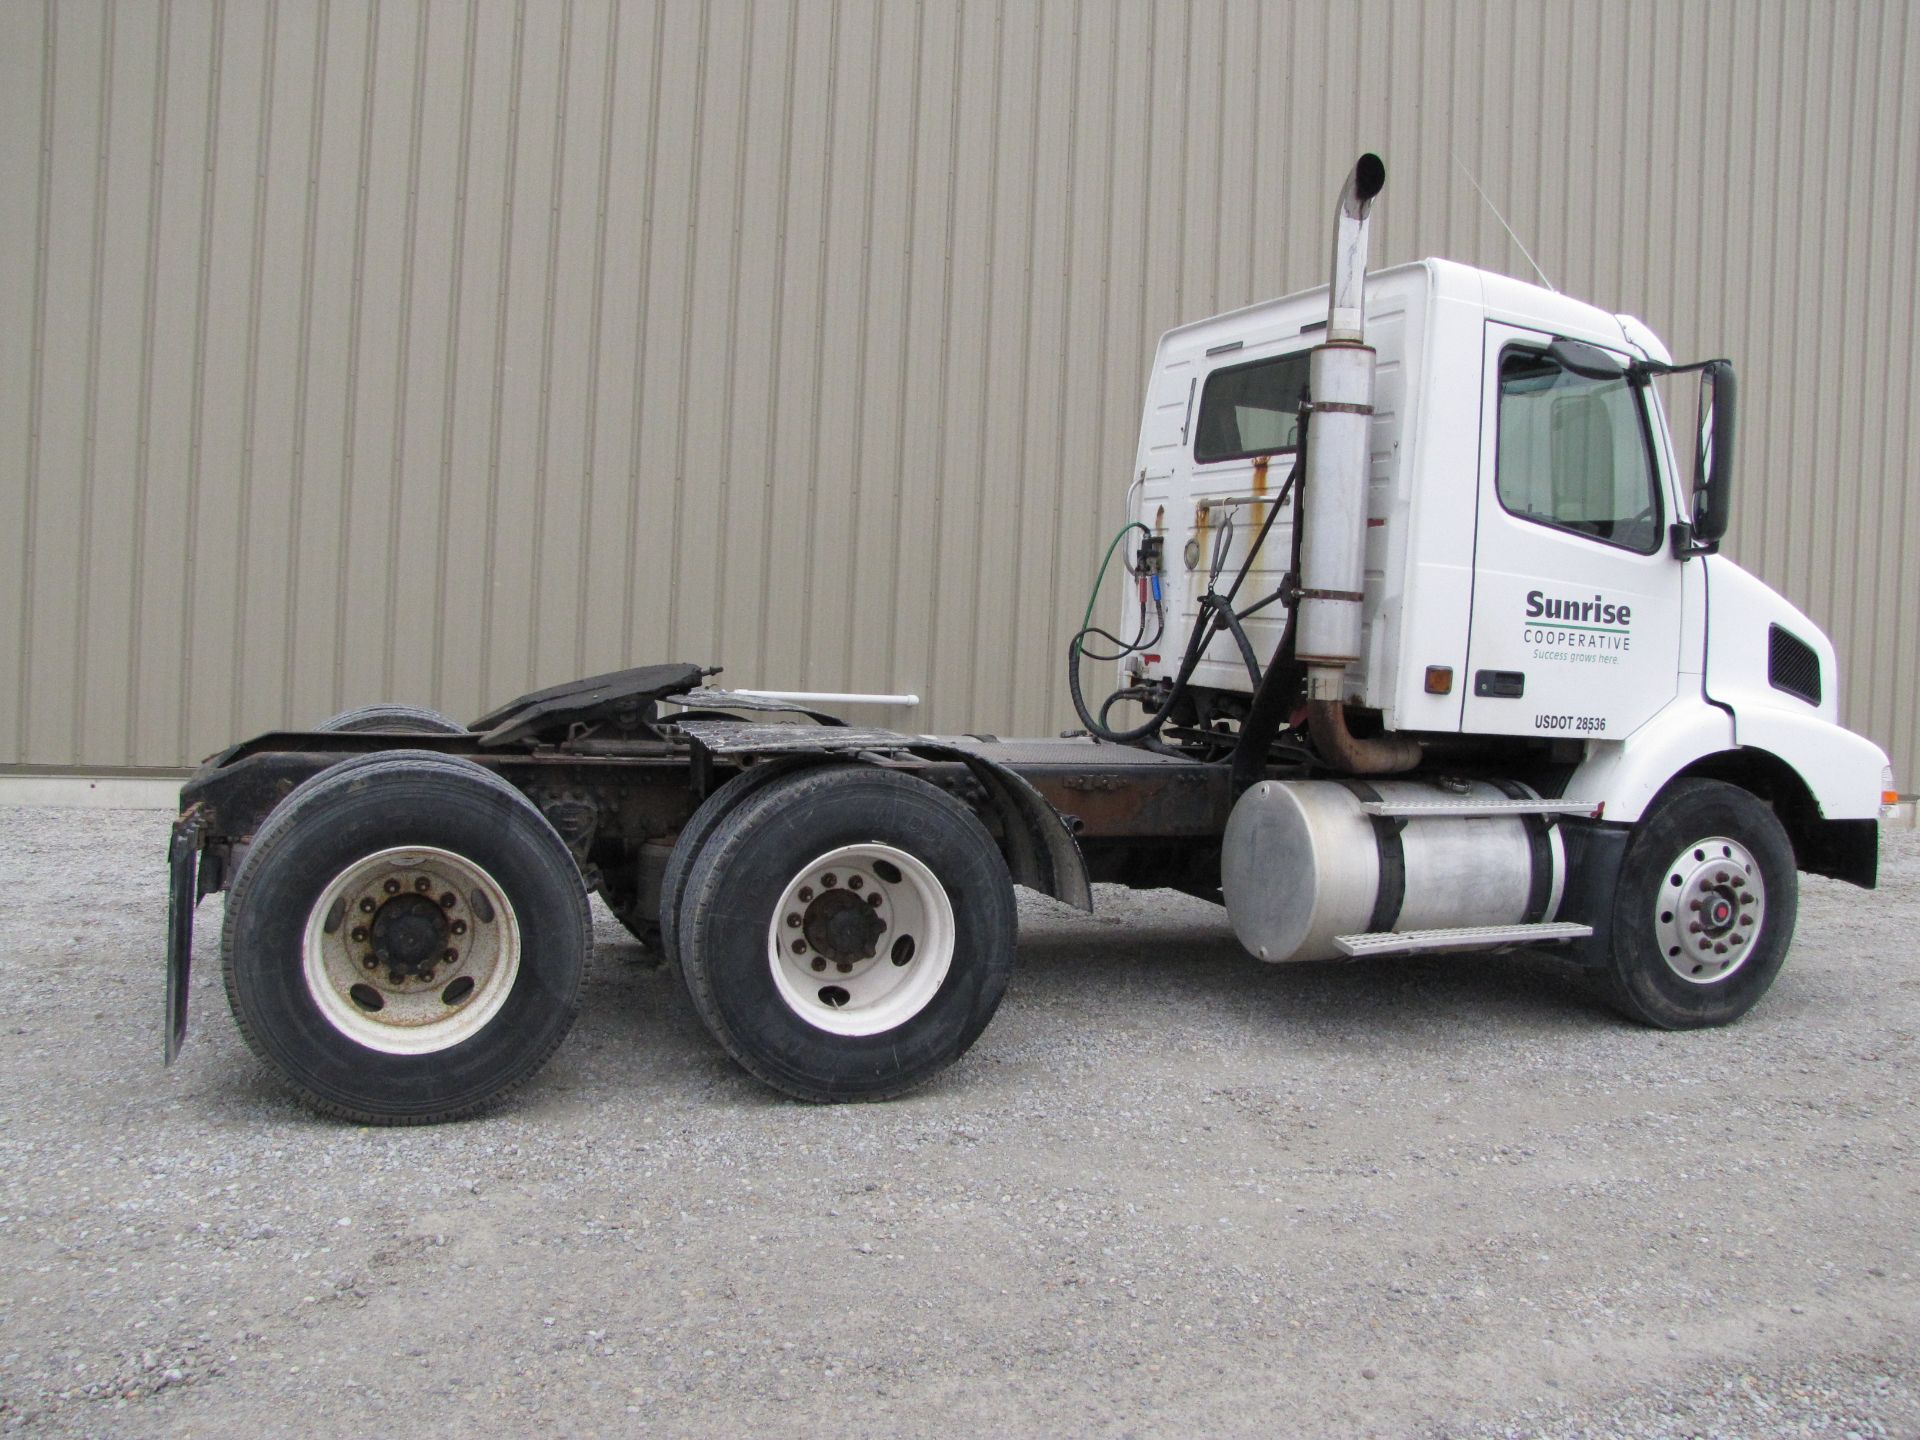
[1424,666,1454,695]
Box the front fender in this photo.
[1566,687,1888,827]
[1563,696,1735,822]
[1725,704,1889,821]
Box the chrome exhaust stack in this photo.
[1298,153,1419,772]
[1326,152,1386,343]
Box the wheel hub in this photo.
[369,893,450,977]
[303,847,520,1054]
[1653,836,1766,985]
[766,843,956,1037]
[802,887,886,964]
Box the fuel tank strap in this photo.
[1343,779,1406,933]
[1491,778,1555,923]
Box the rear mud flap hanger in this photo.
[674,719,1093,913]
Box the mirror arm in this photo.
[1630,355,1732,380]
[1669,520,1718,560]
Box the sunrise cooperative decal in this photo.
[1524,588,1631,662]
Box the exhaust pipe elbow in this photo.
[1327,153,1386,343]
[1308,698,1421,776]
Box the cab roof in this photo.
[1154,258,1672,367]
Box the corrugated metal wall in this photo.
[4,0,1916,780]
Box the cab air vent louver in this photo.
[1768,624,1821,706]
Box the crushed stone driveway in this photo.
[1,805,1915,1438]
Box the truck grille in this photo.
[1768,624,1822,706]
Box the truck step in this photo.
[1332,921,1594,958]
[1357,798,1597,820]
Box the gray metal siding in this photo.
[4,0,1916,785]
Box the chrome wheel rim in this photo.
[1653,835,1765,985]
[766,843,955,1036]
[302,845,520,1054]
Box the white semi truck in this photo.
[167,155,1895,1122]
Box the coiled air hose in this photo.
[1068,474,1293,746]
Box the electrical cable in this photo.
[1068,452,1304,747]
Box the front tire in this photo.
[677,766,1017,1101]
[221,751,589,1123]
[1602,778,1798,1029]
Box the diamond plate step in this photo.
[1332,921,1594,958]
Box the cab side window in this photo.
[1194,351,1310,465]
[1496,348,1661,553]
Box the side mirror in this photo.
[1691,361,1736,544]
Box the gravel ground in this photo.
[0,804,1915,1439]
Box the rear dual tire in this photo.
[221,751,589,1124]
[315,703,466,735]
[675,766,1018,1101]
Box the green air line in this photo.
[1081,523,1146,635]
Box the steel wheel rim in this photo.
[302,845,520,1054]
[766,843,955,1036]
[1653,834,1766,985]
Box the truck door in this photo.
[1460,322,1683,741]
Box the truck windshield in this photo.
[1496,348,1662,553]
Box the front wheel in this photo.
[1602,778,1798,1029]
[677,766,1017,1101]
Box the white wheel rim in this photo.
[766,843,956,1037]
[302,845,520,1054]
[1653,834,1766,985]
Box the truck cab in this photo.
[1120,256,1888,841]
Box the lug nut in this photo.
[837,962,852,974]
[811,957,826,972]
[847,875,863,891]
[443,948,458,963]
[422,967,437,983]
[1740,914,1755,927]
[360,897,377,914]
[1731,934,1746,946]
[867,893,883,909]
[351,925,369,943]
[363,956,379,970]
[798,887,814,902]
[450,919,467,935]
[1730,876,1746,889]
[1689,899,1704,912]
[791,939,807,955]
[1713,942,1728,954]
[822,873,837,888]
[440,892,458,909]
[414,876,432,892]
[1688,922,1703,934]
[384,879,402,895]
[786,913,802,928]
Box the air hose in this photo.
[1068,476,1293,746]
